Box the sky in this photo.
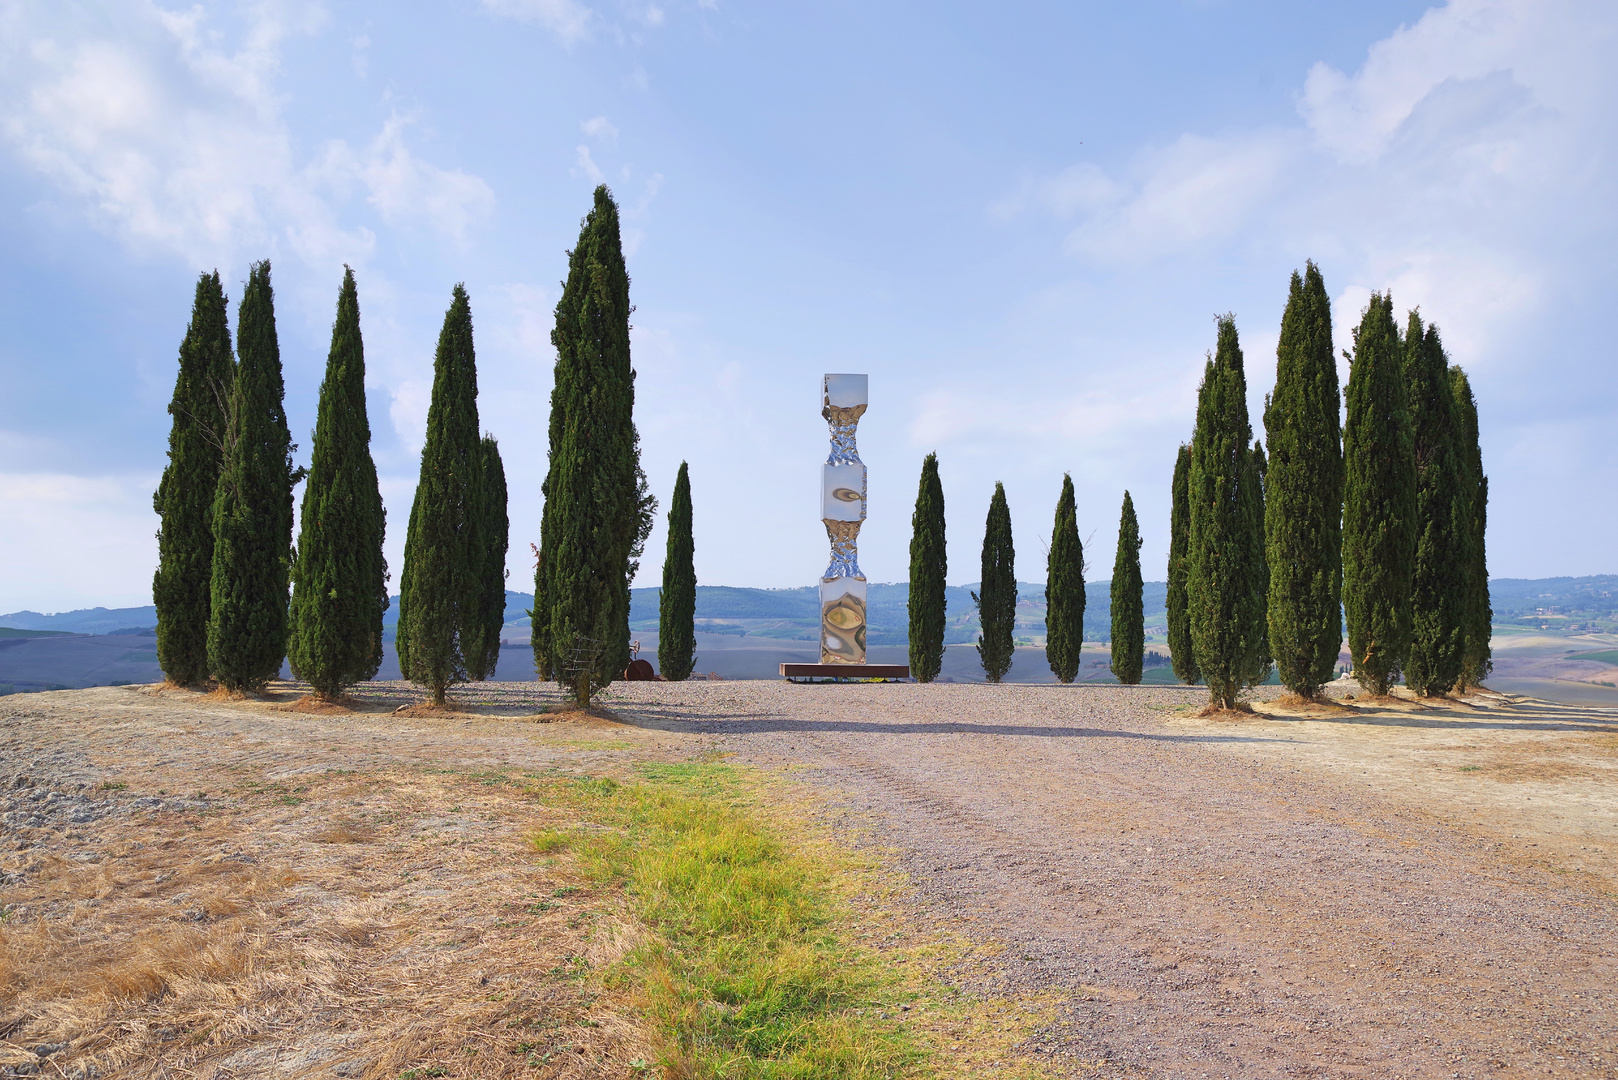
[1,0,1614,613]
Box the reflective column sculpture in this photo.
[820,374,868,664]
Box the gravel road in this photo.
[607,681,1618,1080]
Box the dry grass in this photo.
[0,767,654,1079]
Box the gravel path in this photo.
[604,681,1618,1080]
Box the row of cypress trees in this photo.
[904,462,1146,685]
[156,187,677,707]
[153,263,510,702]
[1165,262,1490,707]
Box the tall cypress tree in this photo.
[395,284,483,705]
[1166,443,1200,685]
[1045,473,1085,683]
[908,453,947,683]
[208,261,297,692]
[154,271,234,686]
[1187,315,1268,709]
[288,267,388,698]
[1403,313,1467,697]
[535,185,655,707]
[1343,293,1416,696]
[466,435,509,681]
[1451,366,1492,689]
[974,482,1015,683]
[659,461,697,682]
[1110,491,1144,685]
[1262,263,1343,699]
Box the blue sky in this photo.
[1,0,1613,611]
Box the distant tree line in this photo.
[1165,262,1490,708]
[153,185,689,706]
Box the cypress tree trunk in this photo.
[396,285,483,705]
[1403,314,1467,696]
[974,482,1015,683]
[208,261,297,693]
[1110,491,1144,685]
[1166,443,1200,685]
[154,271,234,687]
[536,186,654,708]
[658,461,698,682]
[1262,263,1342,700]
[1045,473,1085,683]
[1343,293,1417,696]
[466,435,509,681]
[1188,316,1269,709]
[1451,367,1492,690]
[907,453,947,682]
[288,267,388,698]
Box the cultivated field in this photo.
[2,680,1615,1079]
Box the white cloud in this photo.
[0,471,160,611]
[573,144,606,183]
[580,115,619,143]
[0,3,495,270]
[481,0,594,46]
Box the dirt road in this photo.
[634,681,1618,1079]
[3,680,1616,1079]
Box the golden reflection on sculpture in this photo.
[820,374,868,664]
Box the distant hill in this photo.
[12,575,1615,648]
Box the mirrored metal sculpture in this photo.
[821,374,868,664]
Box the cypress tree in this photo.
[1451,366,1492,689]
[1403,313,1467,696]
[1045,474,1085,683]
[154,271,234,686]
[1262,263,1342,699]
[1342,292,1416,696]
[208,261,297,692]
[288,267,388,698]
[395,284,483,705]
[659,461,698,682]
[973,482,1015,683]
[1187,315,1268,709]
[907,453,947,683]
[465,435,509,681]
[1166,443,1200,685]
[535,185,655,707]
[1110,491,1144,685]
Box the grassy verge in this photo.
[533,762,923,1078]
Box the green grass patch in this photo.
[534,763,922,1079]
[1569,650,1618,666]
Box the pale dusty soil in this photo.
[3,679,1617,1080]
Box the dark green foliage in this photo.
[288,267,388,697]
[1166,443,1199,685]
[154,271,234,686]
[1187,316,1269,709]
[1403,314,1467,696]
[1262,264,1343,698]
[973,482,1015,683]
[466,436,509,680]
[1451,367,1492,689]
[1045,474,1085,684]
[1110,491,1144,685]
[1342,293,1417,695]
[395,284,484,704]
[208,261,297,692]
[907,453,947,682]
[659,462,698,682]
[534,186,656,706]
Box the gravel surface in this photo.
[600,680,1618,1080]
[3,679,1615,1080]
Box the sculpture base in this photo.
[781,663,910,683]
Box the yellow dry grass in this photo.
[0,767,654,1079]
